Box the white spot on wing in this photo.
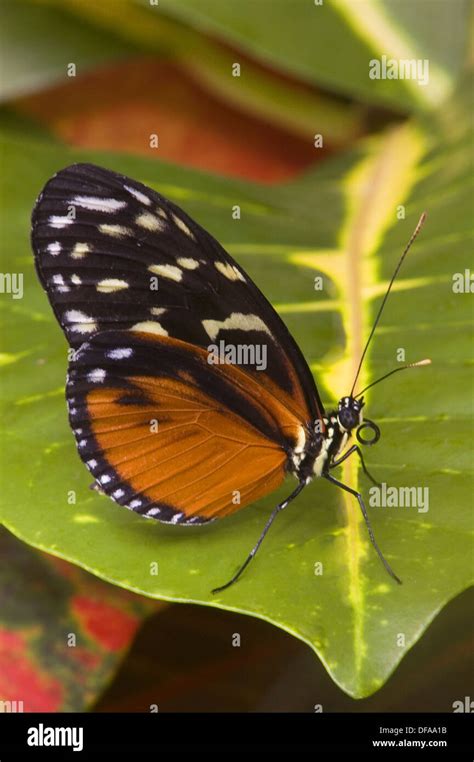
[96,278,129,293]
[136,212,165,232]
[88,368,106,383]
[171,213,195,240]
[52,274,69,292]
[99,224,132,238]
[71,242,90,259]
[131,321,168,336]
[107,348,133,359]
[124,185,152,206]
[71,274,82,285]
[294,426,306,454]
[150,307,166,317]
[170,512,184,524]
[215,261,246,282]
[148,264,182,282]
[47,242,61,256]
[202,313,272,341]
[177,257,199,270]
[64,310,97,334]
[291,425,307,469]
[72,196,126,212]
[49,215,74,228]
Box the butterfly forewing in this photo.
[32,163,323,422]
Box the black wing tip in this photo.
[30,161,121,233]
[34,161,113,194]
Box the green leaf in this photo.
[8,0,469,120]
[158,0,469,111]
[10,0,363,145]
[59,0,466,113]
[0,81,472,698]
[0,0,138,101]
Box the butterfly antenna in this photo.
[350,213,427,397]
[355,358,431,398]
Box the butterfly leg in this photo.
[329,445,381,486]
[323,472,402,584]
[211,480,306,594]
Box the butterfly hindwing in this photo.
[31,163,324,423]
[67,331,306,523]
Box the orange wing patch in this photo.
[86,372,295,520]
[69,332,309,523]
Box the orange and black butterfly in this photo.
[31,164,428,591]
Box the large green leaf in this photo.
[0,0,138,101]
[0,82,472,698]
[157,0,469,111]
[37,0,469,112]
[8,0,363,145]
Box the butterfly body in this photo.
[286,395,366,481]
[31,163,427,589]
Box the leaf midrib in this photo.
[335,123,426,685]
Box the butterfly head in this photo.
[337,396,364,431]
[336,395,381,446]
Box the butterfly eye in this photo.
[338,407,359,430]
[356,420,380,446]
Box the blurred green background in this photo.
[0,0,472,712]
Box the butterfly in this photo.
[31,163,429,592]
